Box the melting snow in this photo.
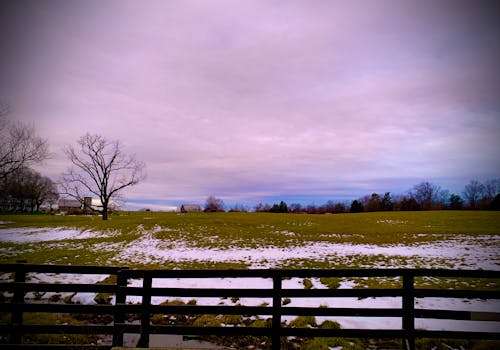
[1,226,499,333]
[0,227,118,243]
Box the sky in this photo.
[1,0,499,211]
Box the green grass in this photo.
[1,210,499,268]
[1,211,498,349]
[2,210,499,239]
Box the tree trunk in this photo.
[102,202,108,220]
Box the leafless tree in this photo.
[462,180,485,209]
[61,134,145,220]
[41,177,59,211]
[288,203,303,213]
[0,103,10,118]
[228,203,248,212]
[484,178,500,200]
[0,103,49,180]
[363,193,382,212]
[204,195,225,212]
[411,181,445,210]
[0,166,57,212]
[32,175,59,212]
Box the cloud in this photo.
[1,0,499,207]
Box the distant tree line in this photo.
[250,179,500,214]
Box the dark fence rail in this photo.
[0,263,499,350]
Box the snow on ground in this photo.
[1,226,499,333]
[0,271,110,305]
[117,276,500,332]
[0,227,119,243]
[1,227,499,270]
[104,228,500,269]
[112,238,499,268]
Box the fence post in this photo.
[11,260,27,344]
[402,272,415,350]
[113,268,129,347]
[137,272,152,348]
[272,273,282,350]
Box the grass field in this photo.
[0,210,499,270]
[1,211,499,349]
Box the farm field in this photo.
[0,210,499,270]
[1,210,499,349]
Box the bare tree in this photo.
[462,180,485,209]
[40,176,59,211]
[32,174,59,212]
[204,195,225,212]
[288,203,303,213]
[229,203,248,212]
[0,103,10,118]
[484,178,500,200]
[0,166,57,212]
[61,134,145,220]
[363,193,382,212]
[411,181,446,210]
[0,104,49,180]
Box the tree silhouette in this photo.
[0,103,48,180]
[61,134,145,220]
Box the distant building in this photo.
[58,197,95,214]
[180,204,201,213]
[58,199,82,214]
[83,197,93,214]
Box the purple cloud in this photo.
[1,0,499,208]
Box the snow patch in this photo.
[0,227,118,243]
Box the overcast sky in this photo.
[1,0,499,210]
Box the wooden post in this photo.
[402,273,415,350]
[11,260,27,344]
[113,268,129,347]
[137,273,152,347]
[272,274,282,350]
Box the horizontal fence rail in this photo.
[0,263,499,350]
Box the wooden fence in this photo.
[0,262,499,349]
